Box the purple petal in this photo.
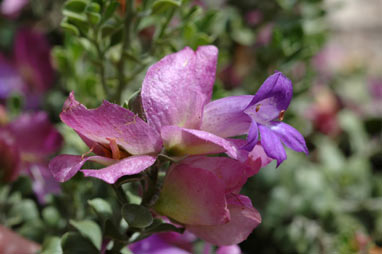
[154,163,229,226]
[81,155,156,184]
[180,156,249,194]
[201,95,252,138]
[0,55,25,100]
[259,125,286,167]
[129,234,191,254]
[8,112,62,158]
[28,163,60,204]
[0,0,28,18]
[242,120,258,151]
[244,72,292,124]
[161,126,238,159]
[244,142,273,176]
[49,154,116,182]
[14,28,54,92]
[60,92,162,155]
[141,46,218,132]
[217,245,241,254]
[187,194,261,245]
[269,122,308,154]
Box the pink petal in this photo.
[81,155,156,184]
[60,92,162,155]
[8,111,62,158]
[244,142,273,176]
[49,154,115,182]
[180,156,249,193]
[154,163,229,226]
[141,46,218,132]
[216,245,241,254]
[161,126,238,158]
[187,194,261,245]
[129,234,191,254]
[201,95,252,138]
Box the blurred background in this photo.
[0,0,381,253]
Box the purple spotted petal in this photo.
[14,28,54,92]
[187,194,261,245]
[8,112,62,158]
[244,72,292,124]
[269,122,308,154]
[201,95,252,138]
[49,154,116,182]
[60,92,162,155]
[141,46,218,131]
[129,234,191,254]
[259,125,286,167]
[161,126,238,159]
[81,155,156,184]
[242,120,258,151]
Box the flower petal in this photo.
[245,142,273,176]
[28,164,60,204]
[129,234,191,254]
[8,112,62,158]
[180,156,249,193]
[259,124,286,167]
[154,163,229,226]
[242,120,258,151]
[269,122,308,154]
[187,194,261,246]
[49,154,115,182]
[201,95,252,138]
[0,131,20,182]
[81,155,156,184]
[161,126,238,159]
[60,92,162,155]
[216,245,241,254]
[244,72,292,124]
[141,46,218,131]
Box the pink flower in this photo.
[0,0,29,19]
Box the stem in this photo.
[115,0,134,104]
[157,7,176,40]
[112,184,128,205]
[141,164,160,207]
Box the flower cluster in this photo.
[49,45,307,246]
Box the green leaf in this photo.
[61,232,99,254]
[152,0,180,14]
[70,220,102,250]
[63,9,88,22]
[145,219,184,234]
[121,204,153,228]
[64,0,88,13]
[41,237,63,254]
[103,0,119,22]
[61,20,80,36]
[88,198,113,220]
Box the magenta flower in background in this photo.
[0,111,62,202]
[154,156,263,245]
[0,54,25,101]
[0,0,28,18]
[255,23,274,46]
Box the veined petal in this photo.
[49,154,116,182]
[269,122,308,154]
[154,163,229,226]
[201,95,252,138]
[180,156,249,194]
[141,46,218,131]
[259,125,286,167]
[81,155,156,184]
[187,194,261,246]
[161,126,238,159]
[60,92,162,155]
[244,72,292,124]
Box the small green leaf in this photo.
[60,20,80,36]
[41,237,63,254]
[42,207,61,227]
[64,0,88,13]
[70,220,102,250]
[88,198,113,220]
[103,0,119,21]
[152,0,180,14]
[61,232,99,254]
[121,204,153,228]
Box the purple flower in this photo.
[0,54,25,101]
[0,0,29,19]
[0,112,62,202]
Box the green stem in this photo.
[112,184,128,205]
[157,7,176,40]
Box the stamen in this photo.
[278,110,286,121]
[81,147,94,160]
[107,138,121,160]
[255,104,261,112]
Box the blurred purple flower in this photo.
[0,0,28,18]
[0,111,62,202]
[368,77,382,100]
[256,23,274,46]
[245,10,263,26]
[0,54,25,101]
